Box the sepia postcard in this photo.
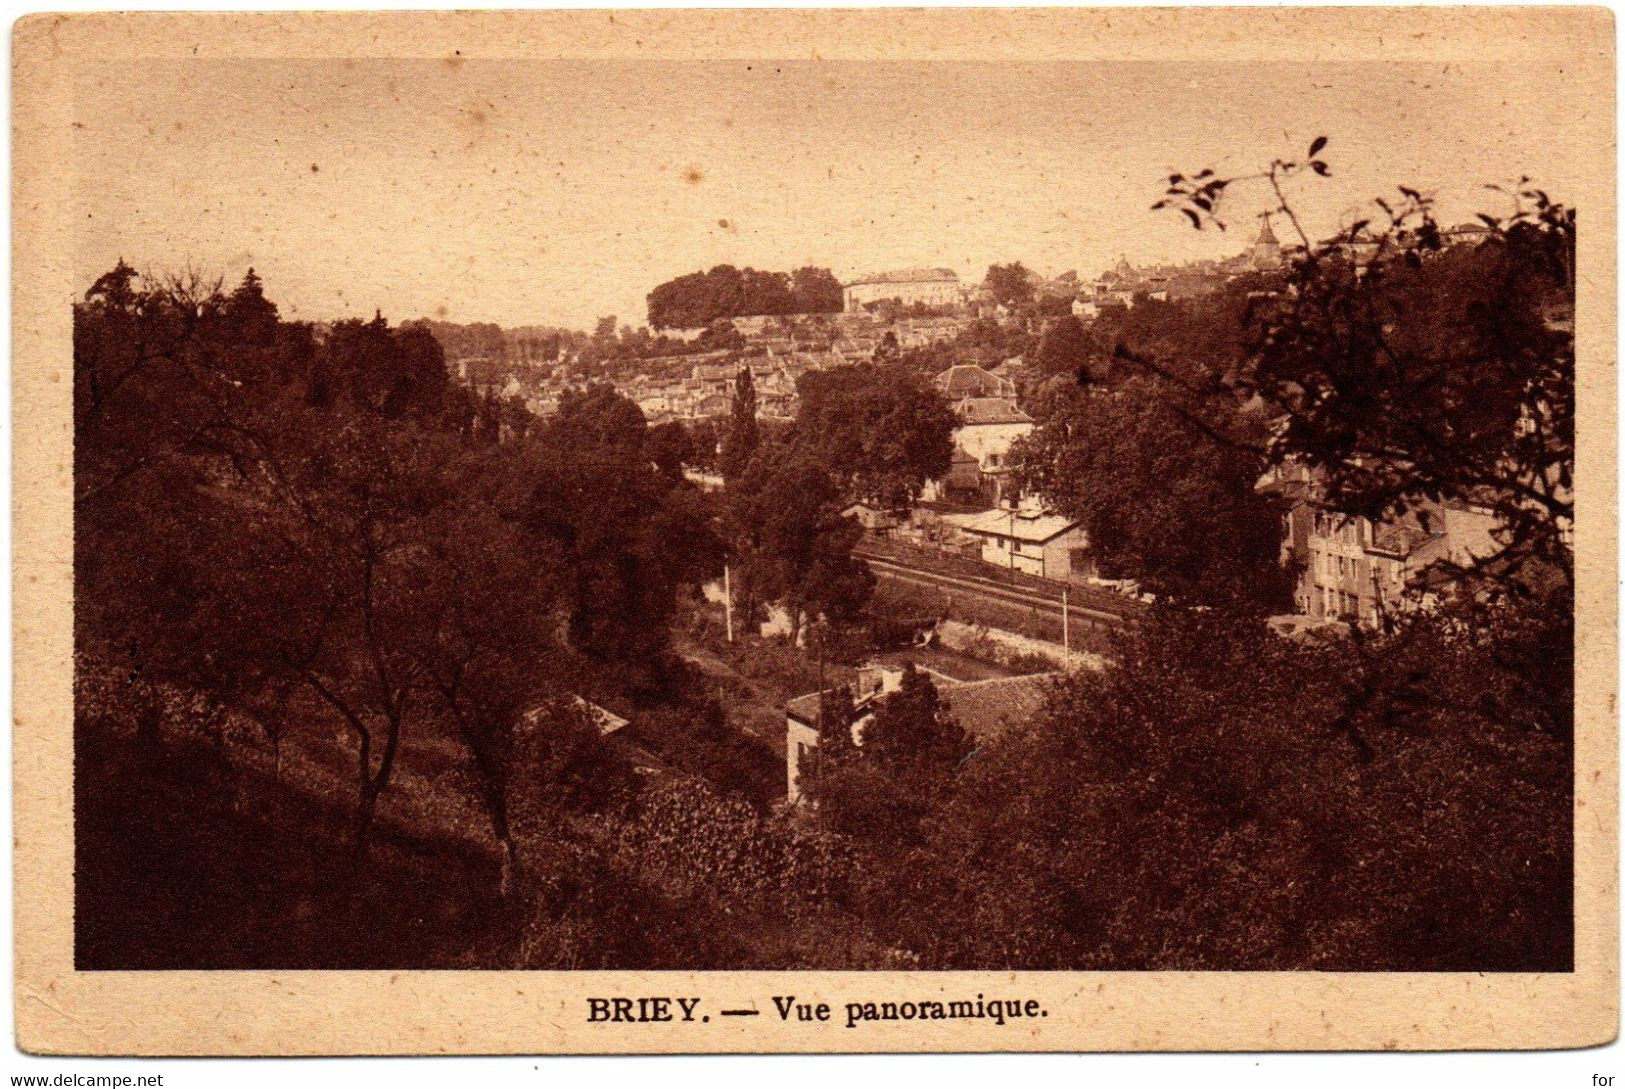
[12,6,1618,1055]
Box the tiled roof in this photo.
[935,364,1010,398]
[786,688,878,727]
[786,673,1053,743]
[939,675,1053,743]
[956,397,1033,426]
[1368,522,1437,559]
[955,507,1083,544]
[785,691,825,726]
[1256,477,1315,503]
[524,697,627,736]
[846,267,960,287]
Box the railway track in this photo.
[853,549,1140,629]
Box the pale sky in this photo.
[73,57,1581,330]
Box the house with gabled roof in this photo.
[785,659,1055,803]
[946,502,1094,582]
[934,363,1014,400]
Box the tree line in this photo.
[646,264,844,330]
[74,261,732,902]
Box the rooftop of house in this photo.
[988,356,1027,375]
[1255,476,1317,504]
[915,496,985,515]
[934,363,1012,397]
[523,696,628,736]
[956,397,1033,426]
[1367,521,1440,559]
[786,667,1054,743]
[786,688,872,727]
[846,267,960,287]
[866,648,1021,684]
[939,674,1054,744]
[949,506,1083,544]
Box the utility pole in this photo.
[1062,585,1070,659]
[1008,505,1016,581]
[723,563,734,643]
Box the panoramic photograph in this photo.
[70,53,1575,973]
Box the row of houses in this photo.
[600,312,983,423]
[627,359,801,424]
[877,358,1518,630]
[1264,462,1504,626]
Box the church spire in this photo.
[1249,213,1282,268]
[1255,213,1279,246]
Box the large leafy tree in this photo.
[1009,375,1289,609]
[893,601,1571,970]
[646,419,695,483]
[317,311,451,420]
[982,262,1035,308]
[74,265,608,866]
[792,363,955,509]
[1155,143,1574,591]
[647,264,844,329]
[1030,313,1097,380]
[807,662,972,868]
[530,386,723,693]
[858,663,972,779]
[789,266,844,313]
[726,446,874,644]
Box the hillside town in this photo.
[74,167,1576,976]
[292,215,1569,821]
[425,215,1532,643]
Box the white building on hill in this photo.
[947,502,1094,582]
[843,267,961,312]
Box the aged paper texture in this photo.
[13,7,1618,1054]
